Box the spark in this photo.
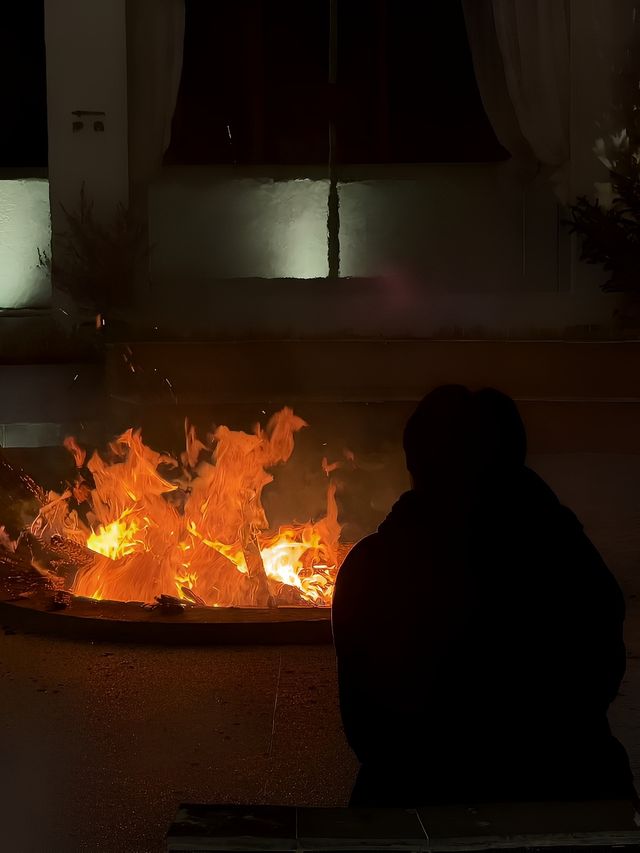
[58,308,69,317]
[165,377,178,404]
[73,374,79,382]
[226,122,236,165]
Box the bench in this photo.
[166,802,640,852]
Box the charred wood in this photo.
[15,531,95,582]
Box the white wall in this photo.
[150,177,330,280]
[145,161,594,337]
[151,164,560,289]
[150,163,561,291]
[0,179,51,309]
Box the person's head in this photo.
[402,385,526,493]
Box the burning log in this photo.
[0,548,35,577]
[0,548,63,601]
[241,527,276,609]
[48,534,96,573]
[270,583,309,607]
[46,590,73,610]
[15,531,96,583]
[150,594,187,614]
[180,587,207,607]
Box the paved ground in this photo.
[0,637,356,852]
[1,453,639,852]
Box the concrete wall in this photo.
[43,0,129,224]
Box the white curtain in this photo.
[127,0,185,194]
[463,0,570,201]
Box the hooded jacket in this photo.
[332,467,634,805]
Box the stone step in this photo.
[3,341,640,452]
[106,340,640,403]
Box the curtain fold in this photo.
[127,0,185,194]
[462,0,532,162]
[463,0,570,201]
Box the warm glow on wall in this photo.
[274,179,330,279]
[150,177,329,280]
[0,179,51,309]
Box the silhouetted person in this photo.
[333,385,635,806]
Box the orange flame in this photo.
[32,409,343,607]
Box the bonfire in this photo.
[0,409,347,610]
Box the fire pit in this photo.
[0,407,350,642]
[0,596,332,644]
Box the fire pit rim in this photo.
[0,597,333,645]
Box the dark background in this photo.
[1,3,48,168]
[167,0,507,165]
[0,1,506,170]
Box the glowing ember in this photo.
[18,408,344,607]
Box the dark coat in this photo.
[332,467,635,806]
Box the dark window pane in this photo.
[167,0,507,167]
[261,0,330,163]
[0,2,48,169]
[336,0,508,163]
[166,0,329,166]
[335,0,383,163]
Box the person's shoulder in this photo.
[333,534,383,632]
[333,533,386,604]
[520,467,584,534]
[337,533,381,581]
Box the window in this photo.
[0,2,50,310]
[165,0,507,167]
[0,2,48,170]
